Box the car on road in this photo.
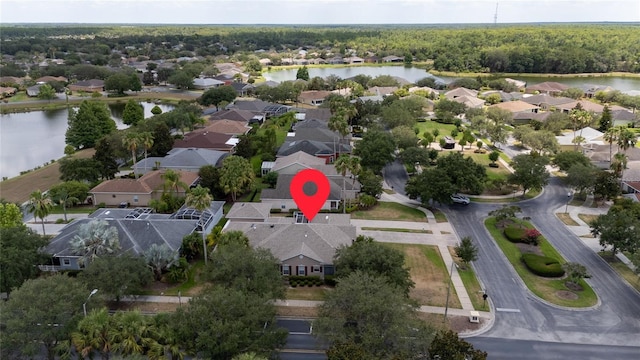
[450,194,470,205]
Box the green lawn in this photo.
[414,121,461,140]
[286,286,329,301]
[456,263,486,311]
[485,217,597,307]
[361,227,432,234]
[427,207,448,223]
[465,152,511,182]
[350,201,427,222]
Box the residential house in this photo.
[193,78,224,90]
[525,82,569,95]
[230,82,255,97]
[345,56,364,64]
[209,109,256,124]
[0,86,17,98]
[452,95,485,109]
[224,213,356,277]
[0,76,25,85]
[382,55,403,63]
[297,108,332,123]
[611,109,638,127]
[522,94,574,110]
[35,76,67,84]
[489,100,540,115]
[41,202,224,271]
[504,78,527,89]
[368,86,398,96]
[133,147,229,175]
[173,130,237,152]
[89,169,199,207]
[26,84,43,97]
[226,202,272,223]
[261,174,358,212]
[203,119,251,136]
[364,56,380,63]
[262,151,328,176]
[259,58,272,66]
[68,79,105,92]
[277,140,349,163]
[445,87,478,100]
[555,100,605,114]
[298,90,332,106]
[481,90,523,102]
[581,84,614,98]
[328,56,345,65]
[555,126,604,147]
[228,99,289,117]
[512,112,551,125]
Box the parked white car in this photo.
[450,194,470,205]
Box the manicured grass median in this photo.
[351,201,427,222]
[485,217,597,308]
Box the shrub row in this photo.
[522,253,565,277]
[504,226,526,242]
[288,275,324,287]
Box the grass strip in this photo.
[361,227,432,234]
[556,213,580,226]
[350,201,427,222]
[485,217,597,307]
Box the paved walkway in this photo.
[26,213,88,235]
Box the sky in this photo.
[1,0,639,24]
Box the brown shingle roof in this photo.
[173,130,235,151]
[204,120,250,135]
[490,100,540,113]
[90,170,199,194]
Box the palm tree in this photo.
[52,188,79,223]
[185,185,213,265]
[348,156,362,186]
[139,131,154,173]
[70,219,121,267]
[603,127,619,163]
[611,152,628,179]
[617,128,637,154]
[112,311,159,357]
[123,132,141,179]
[334,154,351,214]
[161,169,188,196]
[27,189,53,235]
[71,308,116,360]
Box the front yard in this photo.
[350,201,428,222]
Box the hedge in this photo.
[504,225,526,243]
[288,275,324,287]
[522,253,565,277]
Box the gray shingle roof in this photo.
[226,202,272,220]
[225,221,356,264]
[134,148,229,171]
[277,140,335,157]
[261,173,344,201]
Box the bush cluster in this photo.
[522,253,565,277]
[504,226,526,242]
[288,275,324,287]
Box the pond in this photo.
[263,65,640,92]
[0,102,174,179]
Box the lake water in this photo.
[0,102,174,179]
[263,65,640,92]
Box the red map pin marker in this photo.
[290,169,330,221]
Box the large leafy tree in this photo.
[590,209,640,255]
[0,226,47,296]
[508,154,550,196]
[455,236,479,269]
[37,83,56,100]
[0,202,23,229]
[170,285,287,359]
[219,155,255,201]
[79,254,152,302]
[429,329,487,360]
[205,242,285,299]
[334,236,414,295]
[0,275,90,360]
[105,73,135,95]
[566,163,597,195]
[70,219,121,267]
[354,128,395,174]
[436,152,487,194]
[59,157,103,183]
[66,100,116,149]
[406,167,456,205]
[552,151,591,172]
[593,170,621,203]
[198,85,237,109]
[122,99,144,126]
[27,189,53,235]
[315,272,434,359]
[198,165,226,199]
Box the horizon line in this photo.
[2,21,639,26]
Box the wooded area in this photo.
[2,24,640,74]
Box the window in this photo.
[297,266,306,276]
[281,204,286,209]
[133,196,139,203]
[312,265,321,273]
[63,259,70,266]
[282,265,290,275]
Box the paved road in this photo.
[383,158,408,195]
[277,318,327,360]
[444,177,640,348]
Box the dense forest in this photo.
[2,24,640,74]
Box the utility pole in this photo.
[494,2,499,25]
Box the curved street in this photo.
[384,161,640,358]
